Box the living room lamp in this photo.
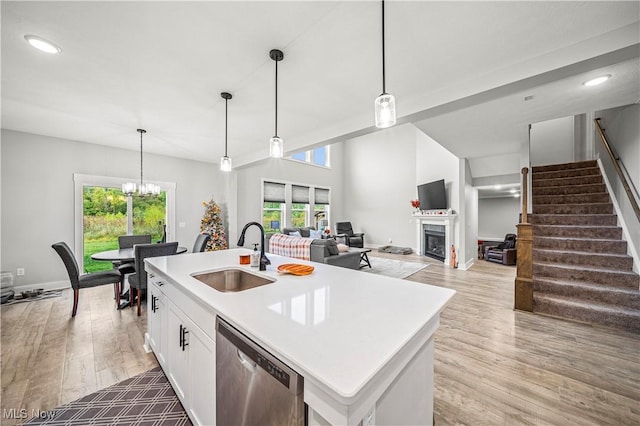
[374,0,396,129]
[269,49,284,158]
[220,92,233,172]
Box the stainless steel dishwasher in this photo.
[216,317,305,426]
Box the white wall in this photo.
[478,197,521,240]
[530,116,575,166]
[342,124,417,249]
[595,104,639,268]
[1,130,225,288]
[416,127,463,264]
[234,143,345,249]
[461,159,478,269]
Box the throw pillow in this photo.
[299,227,315,238]
[290,231,301,237]
[309,229,323,239]
[325,239,339,255]
[337,243,349,253]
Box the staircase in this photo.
[530,160,640,333]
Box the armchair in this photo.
[335,222,364,248]
[484,234,517,265]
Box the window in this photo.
[288,145,330,167]
[313,187,330,230]
[262,180,330,231]
[291,185,310,228]
[263,181,285,232]
[74,174,175,273]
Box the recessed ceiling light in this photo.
[494,185,502,190]
[24,35,61,54]
[510,188,517,194]
[582,74,610,87]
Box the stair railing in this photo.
[594,118,640,222]
[515,167,533,312]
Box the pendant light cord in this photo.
[224,97,228,156]
[275,59,278,137]
[381,0,386,94]
[140,130,144,187]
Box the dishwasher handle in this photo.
[237,349,257,374]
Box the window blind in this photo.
[314,187,330,205]
[263,181,285,203]
[292,185,310,204]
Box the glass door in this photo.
[82,186,167,272]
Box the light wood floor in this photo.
[2,254,639,425]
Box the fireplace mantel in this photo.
[413,211,457,266]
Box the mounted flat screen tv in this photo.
[417,179,447,210]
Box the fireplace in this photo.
[424,224,445,262]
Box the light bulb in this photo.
[270,136,284,158]
[374,93,396,128]
[220,156,232,172]
[122,182,136,196]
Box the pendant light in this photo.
[374,0,396,129]
[122,129,159,197]
[220,92,232,172]
[269,49,284,158]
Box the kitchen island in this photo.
[145,248,455,425]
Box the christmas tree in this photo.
[200,198,228,251]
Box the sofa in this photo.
[265,231,361,270]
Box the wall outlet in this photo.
[17,268,25,276]
[179,222,186,228]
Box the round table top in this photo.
[91,246,188,262]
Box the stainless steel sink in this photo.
[192,269,275,292]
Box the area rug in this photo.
[23,367,191,425]
[363,257,427,279]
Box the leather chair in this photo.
[129,242,178,316]
[52,242,122,317]
[115,235,152,304]
[484,234,517,265]
[335,222,364,248]
[192,234,211,253]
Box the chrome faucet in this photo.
[237,222,271,271]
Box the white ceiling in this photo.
[2,1,639,172]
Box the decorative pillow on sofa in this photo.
[299,227,315,238]
[337,243,349,253]
[290,231,301,237]
[309,229,323,239]
[325,239,339,255]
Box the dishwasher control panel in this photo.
[257,353,290,388]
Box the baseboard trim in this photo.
[10,280,70,294]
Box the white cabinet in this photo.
[146,267,216,426]
[147,280,167,367]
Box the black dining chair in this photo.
[192,234,211,253]
[52,242,122,317]
[129,242,178,316]
[115,234,152,304]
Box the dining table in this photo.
[91,245,188,309]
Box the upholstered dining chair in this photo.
[129,242,178,316]
[115,234,152,303]
[52,242,122,317]
[335,222,365,248]
[192,233,211,253]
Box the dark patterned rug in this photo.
[23,367,191,425]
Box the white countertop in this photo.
[146,248,455,404]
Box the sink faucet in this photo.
[237,222,271,271]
